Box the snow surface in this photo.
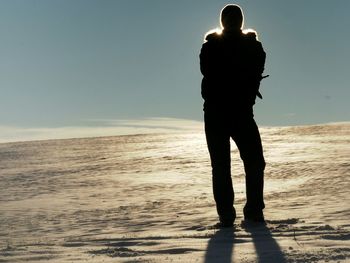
[0,123,349,262]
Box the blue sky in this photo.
[0,0,349,140]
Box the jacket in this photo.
[200,29,266,116]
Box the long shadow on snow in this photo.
[205,224,286,263]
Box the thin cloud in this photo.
[0,118,203,143]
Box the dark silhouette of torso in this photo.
[200,30,265,117]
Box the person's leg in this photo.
[231,118,265,220]
[205,113,236,223]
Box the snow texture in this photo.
[0,122,349,262]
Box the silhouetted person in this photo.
[200,4,266,227]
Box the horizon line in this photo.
[0,118,349,144]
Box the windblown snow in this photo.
[0,123,349,262]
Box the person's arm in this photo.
[256,42,266,77]
[200,33,221,79]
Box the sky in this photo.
[0,0,349,141]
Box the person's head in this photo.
[220,4,244,31]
